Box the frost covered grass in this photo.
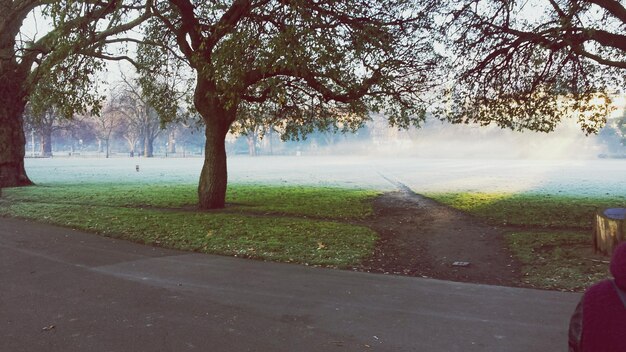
[427,191,625,291]
[0,184,378,267]
[24,157,626,197]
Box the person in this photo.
[569,242,626,351]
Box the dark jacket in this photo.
[569,243,626,351]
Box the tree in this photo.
[441,0,625,134]
[230,103,279,156]
[115,76,166,157]
[170,121,206,156]
[0,0,151,187]
[119,117,141,155]
[23,107,71,157]
[141,108,163,157]
[91,97,125,158]
[63,116,97,153]
[138,0,441,209]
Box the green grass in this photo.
[2,183,198,208]
[3,183,378,220]
[507,231,610,291]
[426,191,623,291]
[227,184,378,219]
[0,184,379,267]
[427,192,626,229]
[4,183,619,290]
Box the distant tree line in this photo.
[20,89,400,158]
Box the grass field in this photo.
[2,176,624,291]
[427,191,625,291]
[427,192,626,229]
[0,184,379,267]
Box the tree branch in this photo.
[244,65,383,104]
[86,52,141,68]
[168,0,204,51]
[572,45,626,69]
[580,28,626,53]
[205,0,253,50]
[586,0,626,23]
[104,37,189,63]
[21,0,151,70]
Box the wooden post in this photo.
[593,208,626,255]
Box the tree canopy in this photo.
[440,0,625,134]
[0,0,150,186]
[135,0,442,208]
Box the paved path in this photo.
[1,218,580,351]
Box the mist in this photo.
[23,97,625,198]
[366,119,606,160]
[272,115,621,161]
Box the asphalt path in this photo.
[1,218,580,351]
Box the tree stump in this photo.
[593,208,626,255]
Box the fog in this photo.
[245,113,624,161]
[377,120,605,160]
[23,106,626,198]
[25,153,626,198]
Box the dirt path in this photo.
[356,188,521,286]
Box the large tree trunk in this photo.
[0,77,33,187]
[198,116,230,209]
[0,6,33,187]
[195,79,234,209]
